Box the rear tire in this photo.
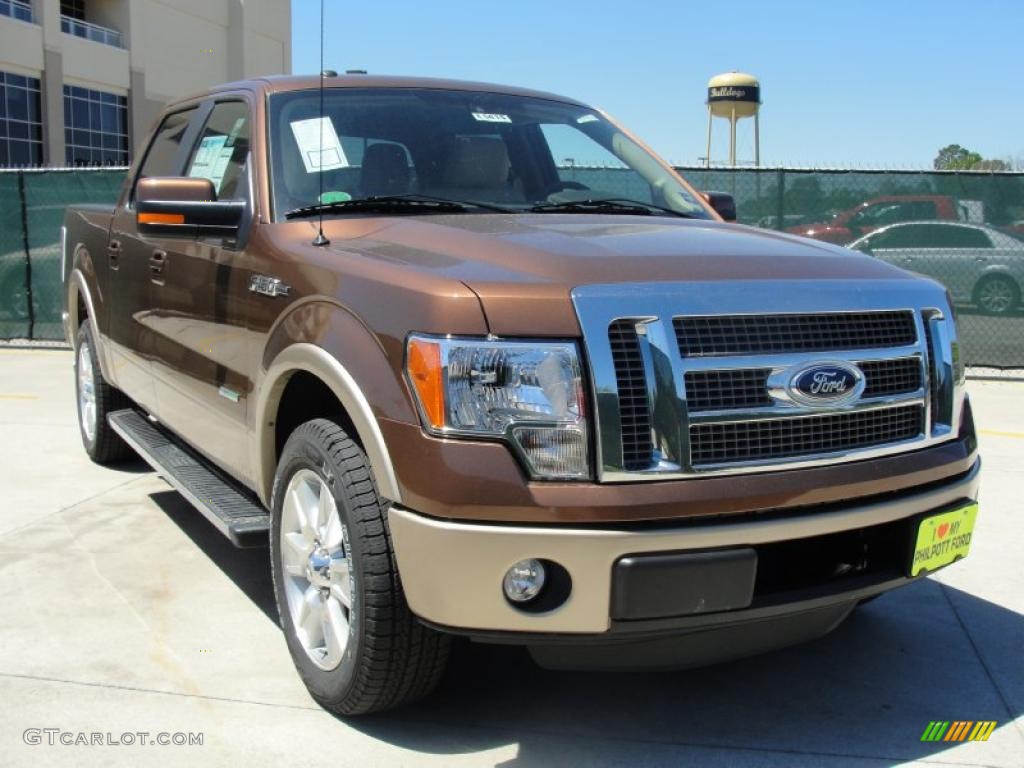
[270,418,450,715]
[973,274,1020,316]
[75,322,134,463]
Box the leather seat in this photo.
[361,143,411,197]
[436,137,514,201]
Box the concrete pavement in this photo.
[0,348,1021,767]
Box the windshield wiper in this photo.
[285,194,513,220]
[376,193,515,213]
[528,198,699,218]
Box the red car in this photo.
[788,195,963,245]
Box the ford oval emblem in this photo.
[787,362,864,407]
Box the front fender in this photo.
[252,299,419,506]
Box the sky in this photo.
[291,0,1024,169]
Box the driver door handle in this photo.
[149,249,167,284]
[107,238,122,270]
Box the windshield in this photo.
[268,87,712,220]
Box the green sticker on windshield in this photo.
[319,190,351,204]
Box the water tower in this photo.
[705,72,761,167]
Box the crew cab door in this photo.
[107,105,204,413]
[146,98,256,483]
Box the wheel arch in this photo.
[254,343,403,508]
[66,267,114,382]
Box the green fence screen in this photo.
[1,166,1022,368]
[1,168,127,341]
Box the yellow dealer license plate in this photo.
[911,503,978,577]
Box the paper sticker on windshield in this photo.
[472,112,512,123]
[576,114,599,124]
[290,117,348,173]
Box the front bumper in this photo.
[389,458,980,637]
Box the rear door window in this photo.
[184,101,251,200]
[938,226,992,249]
[133,107,199,198]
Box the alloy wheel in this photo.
[279,468,353,670]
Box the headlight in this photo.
[406,335,590,479]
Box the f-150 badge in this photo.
[249,275,290,298]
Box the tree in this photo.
[934,144,982,170]
[933,144,1010,171]
[971,158,1010,171]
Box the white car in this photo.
[850,221,1024,315]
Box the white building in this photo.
[0,0,292,166]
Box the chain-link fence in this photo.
[1,166,1022,368]
[0,168,127,341]
[567,166,1024,369]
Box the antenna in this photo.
[312,0,330,246]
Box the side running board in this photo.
[108,409,270,547]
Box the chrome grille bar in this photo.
[674,310,917,357]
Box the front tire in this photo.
[271,418,450,715]
[75,323,134,463]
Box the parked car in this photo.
[62,74,979,715]
[789,195,973,245]
[850,221,1024,315]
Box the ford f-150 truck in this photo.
[62,75,980,715]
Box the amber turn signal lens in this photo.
[407,338,444,429]
[138,212,185,225]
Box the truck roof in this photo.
[169,74,586,109]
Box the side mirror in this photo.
[136,177,244,237]
[702,191,737,222]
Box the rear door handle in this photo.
[149,249,167,283]
[107,238,122,270]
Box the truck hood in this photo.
[320,213,912,335]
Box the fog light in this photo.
[503,559,546,603]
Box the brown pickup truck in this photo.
[62,75,980,715]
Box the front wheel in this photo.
[271,418,450,715]
[973,274,1020,315]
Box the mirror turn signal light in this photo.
[138,212,186,225]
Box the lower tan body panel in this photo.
[389,460,980,634]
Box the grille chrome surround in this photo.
[574,280,963,482]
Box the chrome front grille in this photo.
[689,405,925,466]
[573,280,963,482]
[674,310,917,357]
